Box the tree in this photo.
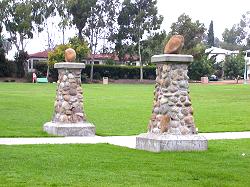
[0,0,33,51]
[222,26,245,46]
[84,0,120,81]
[214,37,220,47]
[207,20,215,47]
[67,0,97,41]
[168,13,206,53]
[48,37,89,65]
[54,0,71,44]
[141,31,166,64]
[220,11,250,51]
[188,43,215,80]
[239,11,250,49]
[48,44,70,66]
[221,25,246,51]
[0,26,5,57]
[0,0,55,77]
[0,0,54,52]
[224,53,245,80]
[14,51,28,78]
[0,26,7,77]
[116,0,163,81]
[68,36,89,62]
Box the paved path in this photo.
[1,132,250,149]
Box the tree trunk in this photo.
[78,28,83,41]
[90,7,94,82]
[138,4,143,82]
[62,26,65,45]
[139,38,143,81]
[138,20,143,81]
[90,55,94,82]
[20,34,24,51]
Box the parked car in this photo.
[209,75,218,81]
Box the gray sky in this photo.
[158,0,249,37]
[6,0,250,59]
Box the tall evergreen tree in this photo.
[207,20,215,47]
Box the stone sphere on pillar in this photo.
[164,35,184,54]
[65,48,76,62]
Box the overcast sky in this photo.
[158,0,249,37]
[6,0,250,59]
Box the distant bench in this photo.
[36,77,48,83]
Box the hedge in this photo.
[82,65,156,80]
[33,64,156,82]
[0,60,16,77]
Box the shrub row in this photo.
[33,63,157,82]
[1,60,156,82]
[0,60,16,77]
[82,64,156,80]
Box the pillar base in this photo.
[136,133,207,152]
[43,122,95,137]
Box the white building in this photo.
[27,51,140,69]
[27,51,49,73]
[205,47,239,63]
[245,50,250,80]
[82,53,140,66]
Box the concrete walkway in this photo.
[1,131,250,149]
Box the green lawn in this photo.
[0,83,250,137]
[0,139,250,187]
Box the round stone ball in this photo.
[164,35,184,54]
[65,48,76,62]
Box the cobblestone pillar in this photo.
[43,62,95,136]
[148,55,196,135]
[136,54,207,152]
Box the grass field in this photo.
[0,139,250,186]
[0,83,250,137]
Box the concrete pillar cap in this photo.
[54,62,85,69]
[151,54,193,64]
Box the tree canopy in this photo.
[221,11,250,50]
[48,36,89,66]
[115,0,163,80]
[224,53,245,79]
[0,0,54,52]
[67,0,97,41]
[168,13,206,53]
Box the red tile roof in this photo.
[29,51,49,58]
[86,53,119,61]
[28,50,139,62]
[86,53,139,61]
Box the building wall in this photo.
[82,59,140,66]
[27,58,47,72]
[82,59,106,65]
[208,53,226,63]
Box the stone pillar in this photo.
[136,54,207,152]
[43,62,95,136]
